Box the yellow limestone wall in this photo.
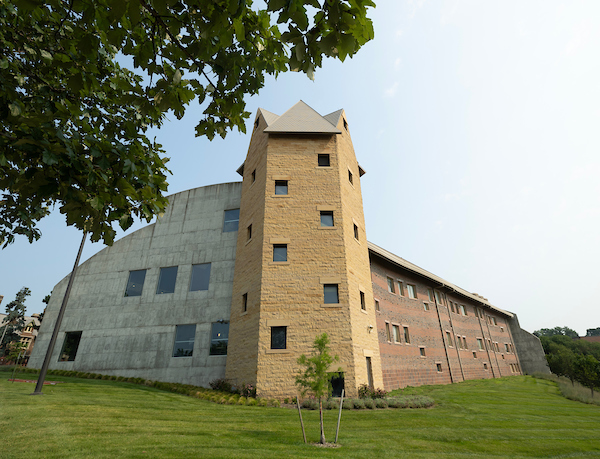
[225,111,383,398]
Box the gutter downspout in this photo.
[484,315,502,377]
[434,297,454,384]
[476,309,496,378]
[444,293,465,382]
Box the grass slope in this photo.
[1,371,599,458]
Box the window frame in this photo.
[209,322,229,356]
[58,331,83,362]
[273,244,288,262]
[189,263,211,291]
[156,266,178,294]
[124,269,147,297]
[317,154,330,167]
[271,326,287,350]
[223,208,240,232]
[320,210,334,227]
[323,284,339,304]
[406,284,417,299]
[274,180,288,195]
[172,324,196,358]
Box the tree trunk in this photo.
[319,398,326,444]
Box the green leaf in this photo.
[9,103,21,117]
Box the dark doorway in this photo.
[366,357,374,390]
[330,373,345,397]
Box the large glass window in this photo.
[190,263,211,291]
[125,269,147,297]
[172,324,196,357]
[223,209,240,232]
[271,326,287,349]
[156,266,178,294]
[209,322,229,355]
[59,331,82,361]
[323,284,339,304]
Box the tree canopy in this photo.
[534,326,579,339]
[0,0,375,247]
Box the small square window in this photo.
[173,324,196,357]
[59,331,82,362]
[271,326,287,349]
[385,323,391,342]
[190,263,211,291]
[223,209,240,232]
[423,302,430,311]
[387,277,395,294]
[436,363,443,372]
[318,154,330,166]
[209,322,229,355]
[275,180,288,195]
[348,169,353,184]
[403,326,410,344]
[360,291,366,310]
[247,224,252,241]
[324,284,339,304]
[407,284,417,299]
[419,347,426,357]
[242,293,248,312]
[375,299,380,311]
[353,223,359,240]
[156,266,178,294]
[125,269,146,297]
[320,211,334,227]
[392,325,400,343]
[397,281,405,296]
[251,169,256,183]
[273,244,287,262]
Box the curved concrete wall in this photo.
[28,182,242,387]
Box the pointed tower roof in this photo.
[323,109,344,128]
[263,101,342,134]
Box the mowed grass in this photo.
[1,371,599,458]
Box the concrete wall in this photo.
[508,315,551,375]
[28,182,242,387]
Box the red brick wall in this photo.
[370,254,521,391]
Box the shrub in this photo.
[324,399,340,410]
[363,398,375,409]
[387,397,408,409]
[342,398,354,410]
[283,398,290,405]
[375,398,388,408]
[372,388,388,399]
[301,398,319,410]
[209,378,232,393]
[239,382,256,398]
[358,383,388,399]
[353,399,365,409]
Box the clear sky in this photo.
[2,0,599,335]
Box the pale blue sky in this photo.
[2,1,599,335]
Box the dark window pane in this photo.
[324,284,339,304]
[210,322,229,355]
[190,263,211,291]
[273,244,287,262]
[59,331,82,361]
[156,266,178,294]
[172,324,196,357]
[125,270,146,297]
[275,180,288,195]
[223,209,240,232]
[318,154,330,166]
[353,224,359,240]
[271,326,287,349]
[320,211,334,227]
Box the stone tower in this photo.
[225,101,382,398]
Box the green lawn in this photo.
[1,371,599,458]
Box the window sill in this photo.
[321,304,342,308]
[245,238,253,246]
[318,226,337,230]
[360,309,368,315]
[269,261,290,266]
[266,349,290,354]
[271,194,290,198]
[240,311,248,316]
[316,166,333,170]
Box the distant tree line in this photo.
[534,326,600,397]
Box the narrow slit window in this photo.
[353,223,359,240]
[348,169,353,184]
[392,325,400,343]
[387,277,395,293]
[385,323,391,342]
[403,326,410,344]
[242,293,248,312]
[247,224,252,241]
[360,291,366,310]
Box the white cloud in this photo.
[394,57,402,70]
[384,82,399,97]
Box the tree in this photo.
[296,333,340,444]
[534,326,579,339]
[0,287,30,355]
[0,0,375,247]
[573,354,600,398]
[586,328,600,337]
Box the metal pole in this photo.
[296,394,307,444]
[31,231,87,395]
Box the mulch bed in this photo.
[8,379,63,385]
